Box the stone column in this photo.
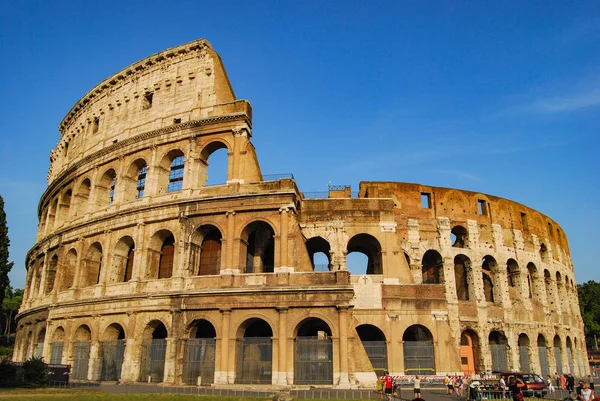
[216,309,231,384]
[224,211,237,272]
[276,307,288,384]
[337,306,350,386]
[163,337,178,383]
[278,207,289,271]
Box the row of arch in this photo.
[39,143,230,238]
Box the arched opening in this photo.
[422,250,443,284]
[454,254,472,301]
[72,325,92,380]
[347,234,382,275]
[50,327,65,364]
[34,329,46,359]
[157,150,185,193]
[235,319,273,384]
[294,318,333,385]
[123,158,147,201]
[403,325,435,375]
[111,236,135,283]
[540,243,549,262]
[506,259,520,289]
[527,263,539,300]
[356,324,387,377]
[183,319,216,385]
[57,189,72,223]
[139,321,168,383]
[191,225,222,276]
[305,237,331,272]
[243,222,275,273]
[82,242,103,287]
[566,337,575,374]
[553,335,563,374]
[147,230,175,279]
[48,198,58,230]
[518,334,531,372]
[544,270,554,307]
[482,256,496,302]
[58,249,76,291]
[537,334,550,378]
[24,330,33,360]
[73,178,91,216]
[489,331,508,371]
[95,168,117,207]
[451,225,468,248]
[44,254,58,295]
[100,323,126,381]
[201,142,229,186]
[460,330,480,376]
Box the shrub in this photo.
[22,356,48,387]
[0,359,18,387]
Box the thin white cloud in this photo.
[527,90,600,113]
[429,169,484,183]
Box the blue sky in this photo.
[1,1,598,289]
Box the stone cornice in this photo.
[58,38,211,134]
[41,112,251,214]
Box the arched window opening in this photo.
[96,169,117,207]
[422,250,443,284]
[305,237,331,272]
[403,325,435,375]
[566,337,575,375]
[540,243,549,262]
[58,249,76,291]
[451,225,468,248]
[506,259,520,288]
[553,335,563,375]
[48,199,58,230]
[198,231,222,276]
[544,270,553,306]
[100,323,126,381]
[201,143,228,186]
[356,324,387,377]
[136,165,147,198]
[347,234,382,275]
[294,318,333,385]
[34,329,46,359]
[236,319,273,384]
[243,222,275,273]
[74,179,91,216]
[44,255,59,295]
[158,235,175,279]
[183,320,216,385]
[167,155,184,192]
[537,334,550,378]
[82,242,103,287]
[111,237,135,283]
[139,321,168,383]
[50,327,65,364]
[72,325,92,380]
[518,334,531,372]
[58,190,72,223]
[460,330,480,376]
[489,331,508,371]
[454,255,472,301]
[527,263,539,300]
[482,256,495,303]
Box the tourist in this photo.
[508,375,525,401]
[589,375,595,397]
[455,375,463,397]
[567,374,576,394]
[376,374,384,400]
[547,375,555,395]
[413,375,421,398]
[383,371,394,399]
[446,375,454,395]
[580,384,593,401]
[500,376,508,398]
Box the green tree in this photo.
[2,286,23,340]
[0,195,13,307]
[577,280,600,350]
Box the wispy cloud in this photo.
[429,169,484,183]
[525,89,600,113]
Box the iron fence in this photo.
[235,337,272,384]
[538,346,550,378]
[361,340,387,377]
[72,340,90,380]
[50,342,63,364]
[294,337,333,385]
[182,338,216,385]
[139,339,166,383]
[490,344,509,372]
[555,347,563,375]
[101,339,125,381]
[567,348,574,374]
[403,341,435,375]
[34,342,43,359]
[519,346,530,372]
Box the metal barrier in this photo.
[362,340,388,378]
[403,341,435,375]
[101,339,125,381]
[490,344,509,371]
[182,338,216,385]
[294,337,333,385]
[139,339,166,383]
[235,337,272,384]
[538,346,550,378]
[72,340,90,380]
[50,341,63,364]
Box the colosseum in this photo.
[13,38,588,386]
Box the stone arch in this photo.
[527,262,542,300]
[57,189,72,223]
[34,328,46,358]
[158,149,185,193]
[81,242,103,287]
[58,248,77,291]
[147,230,176,279]
[481,255,497,302]
[305,236,331,272]
[111,236,135,283]
[506,258,521,290]
[73,178,91,216]
[199,140,230,186]
[553,334,563,374]
[139,320,168,383]
[95,167,117,207]
[422,250,443,284]
[540,243,550,262]
[100,322,126,382]
[518,333,531,372]
[44,254,59,295]
[72,324,92,380]
[451,225,469,248]
[489,330,509,371]
[460,329,481,375]
[183,319,217,385]
[123,158,148,201]
[49,198,59,229]
[356,324,387,377]
[49,326,65,364]
[235,318,273,384]
[537,334,550,378]
[190,224,223,276]
[347,233,382,275]
[454,254,473,301]
[241,221,275,273]
[294,318,333,385]
[403,324,435,375]
[566,336,575,374]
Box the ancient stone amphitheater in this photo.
[14,39,588,386]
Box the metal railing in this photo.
[294,337,333,385]
[139,339,166,383]
[101,339,125,381]
[235,337,272,384]
[182,338,216,385]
